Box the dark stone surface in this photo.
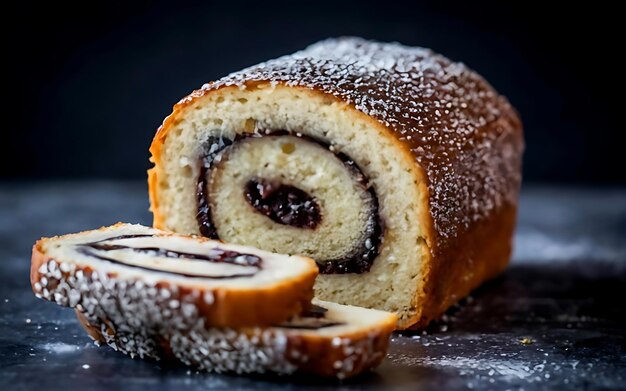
[0,182,624,390]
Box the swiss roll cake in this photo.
[148,37,524,329]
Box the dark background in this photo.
[4,1,623,184]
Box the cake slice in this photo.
[77,299,397,378]
[30,223,318,328]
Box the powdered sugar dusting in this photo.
[33,257,296,373]
[200,37,523,241]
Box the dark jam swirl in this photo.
[197,137,234,238]
[244,179,321,229]
[303,303,329,318]
[79,234,262,279]
[317,154,382,275]
[275,318,343,330]
[276,304,344,330]
[196,131,383,274]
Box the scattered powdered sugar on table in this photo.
[514,230,626,264]
[392,355,537,380]
[39,342,79,354]
[389,351,588,387]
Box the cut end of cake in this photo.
[148,84,430,329]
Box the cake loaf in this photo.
[148,37,524,329]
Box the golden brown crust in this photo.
[284,317,396,377]
[410,204,516,328]
[147,167,164,230]
[148,38,523,329]
[75,310,105,343]
[30,226,318,328]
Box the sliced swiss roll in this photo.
[148,37,524,329]
[76,299,396,379]
[30,223,318,328]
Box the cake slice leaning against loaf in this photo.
[30,223,318,328]
[77,299,397,379]
[148,37,524,329]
